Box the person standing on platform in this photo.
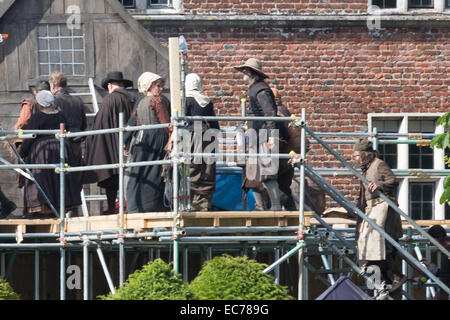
[234,58,289,211]
[124,72,172,213]
[83,72,134,215]
[185,73,219,211]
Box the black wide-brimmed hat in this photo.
[101,71,133,90]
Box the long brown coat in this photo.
[356,157,403,258]
[82,88,134,185]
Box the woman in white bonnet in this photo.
[19,90,81,218]
[124,72,172,213]
[185,73,219,211]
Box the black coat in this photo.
[82,88,134,185]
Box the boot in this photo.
[263,180,282,211]
[252,191,265,211]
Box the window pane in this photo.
[422,203,432,220]
[408,0,433,7]
[409,145,433,169]
[410,183,434,220]
[447,0,450,8]
[372,0,397,8]
[37,24,85,76]
[446,203,450,219]
[119,0,135,8]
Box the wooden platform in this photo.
[0,211,314,236]
[0,211,447,241]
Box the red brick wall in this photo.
[182,0,367,15]
[150,25,450,203]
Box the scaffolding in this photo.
[0,41,449,301]
[0,104,449,300]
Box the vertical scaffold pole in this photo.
[298,108,307,300]
[83,238,89,300]
[34,249,39,300]
[59,123,66,300]
[118,112,125,287]
[173,114,180,273]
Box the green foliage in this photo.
[0,278,20,300]
[188,254,294,300]
[98,258,194,300]
[431,112,450,204]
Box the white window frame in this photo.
[129,0,182,14]
[368,113,446,220]
[368,0,450,14]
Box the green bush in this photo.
[0,278,20,300]
[98,258,194,300]
[189,254,295,300]
[430,112,450,204]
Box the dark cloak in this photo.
[20,110,82,214]
[82,88,134,185]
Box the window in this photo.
[149,0,171,6]
[410,182,434,219]
[373,119,399,169]
[409,120,435,169]
[369,113,447,220]
[372,0,397,8]
[408,0,434,7]
[37,24,85,77]
[446,203,450,219]
[447,0,450,7]
[119,0,136,8]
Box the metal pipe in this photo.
[59,123,66,301]
[175,115,300,122]
[299,108,306,231]
[305,125,450,260]
[34,250,39,300]
[172,110,180,273]
[263,242,304,274]
[83,239,89,300]
[57,160,172,173]
[414,244,436,298]
[96,246,116,295]
[318,245,336,285]
[118,113,125,287]
[303,163,450,295]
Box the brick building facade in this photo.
[128,0,450,220]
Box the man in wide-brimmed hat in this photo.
[83,71,134,215]
[235,58,289,211]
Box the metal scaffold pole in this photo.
[118,112,125,287]
[59,123,66,300]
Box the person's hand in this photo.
[124,147,129,157]
[368,182,379,193]
[165,140,173,153]
[267,137,275,151]
[421,259,430,266]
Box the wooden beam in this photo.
[168,37,181,115]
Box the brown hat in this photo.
[234,58,269,79]
[353,138,373,152]
[428,225,447,240]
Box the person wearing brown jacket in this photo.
[353,138,406,293]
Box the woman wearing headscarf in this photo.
[19,90,81,218]
[124,72,172,213]
[185,73,219,211]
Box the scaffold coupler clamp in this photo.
[58,237,67,248]
[296,229,305,241]
[289,151,302,166]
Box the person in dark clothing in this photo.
[19,90,81,218]
[234,58,289,211]
[50,71,87,167]
[124,72,172,213]
[353,138,406,293]
[185,73,219,211]
[0,187,17,219]
[82,72,134,215]
[421,225,450,300]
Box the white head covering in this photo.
[138,72,162,94]
[35,90,56,108]
[185,73,210,108]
